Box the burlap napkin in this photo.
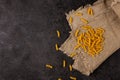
[60,0,120,76]
[111,0,120,18]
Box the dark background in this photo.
[0,0,119,80]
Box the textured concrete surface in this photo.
[0,0,119,80]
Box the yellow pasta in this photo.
[63,60,66,68]
[75,29,79,37]
[75,12,83,16]
[69,65,73,71]
[46,64,53,69]
[69,16,73,25]
[91,40,96,48]
[84,40,88,46]
[80,18,88,24]
[77,39,81,44]
[58,78,62,80]
[77,34,83,41]
[87,7,94,15]
[70,53,77,57]
[70,76,77,80]
[70,6,105,56]
[57,30,60,38]
[96,39,101,45]
[75,26,105,56]
[83,45,87,52]
[74,44,81,50]
[81,25,91,30]
[55,43,59,51]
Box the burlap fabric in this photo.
[60,0,120,76]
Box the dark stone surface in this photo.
[0,0,119,80]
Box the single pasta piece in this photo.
[58,78,62,80]
[91,40,96,48]
[74,44,81,50]
[77,34,83,41]
[81,25,92,30]
[57,30,60,38]
[75,12,83,16]
[46,64,53,69]
[88,37,91,47]
[75,29,80,37]
[55,43,59,51]
[69,65,73,71]
[69,16,73,25]
[63,60,66,68]
[87,8,90,15]
[80,18,88,24]
[70,53,77,58]
[87,7,94,15]
[70,76,77,80]
[82,45,87,52]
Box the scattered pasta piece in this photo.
[46,64,53,69]
[70,76,77,80]
[74,44,81,50]
[57,30,60,38]
[81,25,92,30]
[55,43,59,51]
[75,12,83,16]
[69,16,73,25]
[70,53,77,58]
[80,18,88,24]
[75,29,80,37]
[69,65,73,71]
[63,60,66,68]
[58,78,62,80]
[87,7,94,15]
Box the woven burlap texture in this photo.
[60,0,120,76]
